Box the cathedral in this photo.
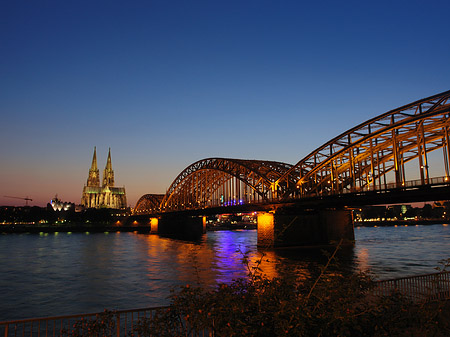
[81,147,127,209]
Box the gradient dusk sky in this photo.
[1,0,449,207]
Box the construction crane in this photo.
[4,196,33,206]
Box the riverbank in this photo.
[0,221,258,234]
[0,223,152,234]
[355,219,449,227]
[2,219,446,234]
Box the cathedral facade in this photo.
[81,147,127,209]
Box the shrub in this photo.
[62,310,115,337]
[131,254,450,336]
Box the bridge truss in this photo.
[275,90,450,199]
[160,158,293,211]
[134,194,165,214]
[134,90,450,214]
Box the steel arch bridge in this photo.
[135,90,450,214]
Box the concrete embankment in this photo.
[0,223,151,234]
[354,219,449,227]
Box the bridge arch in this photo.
[161,158,293,211]
[134,194,165,214]
[276,90,450,199]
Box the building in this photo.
[81,147,127,209]
[50,195,74,211]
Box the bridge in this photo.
[132,90,450,247]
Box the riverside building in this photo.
[81,147,127,209]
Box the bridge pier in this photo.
[257,209,354,248]
[157,214,206,240]
[150,218,159,233]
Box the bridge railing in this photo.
[335,175,449,195]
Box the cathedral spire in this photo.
[86,147,100,187]
[106,148,112,171]
[91,146,98,171]
[103,148,115,187]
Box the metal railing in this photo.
[374,271,450,302]
[0,306,167,337]
[338,175,449,195]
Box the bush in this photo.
[131,254,450,337]
[62,310,115,337]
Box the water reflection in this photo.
[0,224,449,321]
[353,224,450,279]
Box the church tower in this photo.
[102,148,115,187]
[81,147,127,209]
[87,146,100,187]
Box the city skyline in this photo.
[1,1,450,207]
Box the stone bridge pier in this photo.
[150,214,206,241]
[257,208,354,248]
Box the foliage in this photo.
[436,258,450,272]
[130,252,450,337]
[61,310,115,337]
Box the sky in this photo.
[1,0,450,207]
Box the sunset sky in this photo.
[1,0,450,207]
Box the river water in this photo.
[0,224,449,321]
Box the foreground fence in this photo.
[0,306,169,337]
[2,271,450,337]
[374,271,450,302]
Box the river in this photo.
[0,224,449,321]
